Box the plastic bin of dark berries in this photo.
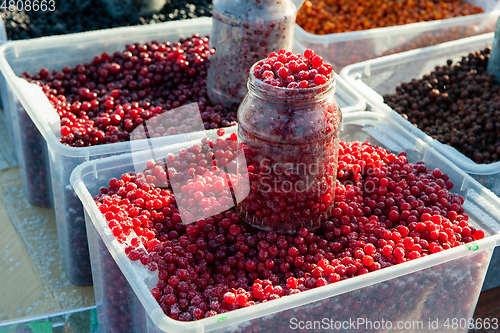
[341,33,500,211]
[70,111,500,332]
[340,32,500,291]
[0,16,367,285]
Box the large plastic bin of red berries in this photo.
[294,0,500,72]
[340,33,500,290]
[0,17,365,286]
[70,111,500,333]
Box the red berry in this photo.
[278,67,290,79]
[299,80,309,88]
[287,277,298,289]
[472,229,485,240]
[364,243,376,255]
[393,247,405,259]
[304,49,314,59]
[223,292,236,305]
[61,125,71,136]
[235,293,248,306]
[388,210,399,222]
[314,74,328,85]
[311,55,323,68]
[362,255,374,267]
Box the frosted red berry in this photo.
[253,49,333,88]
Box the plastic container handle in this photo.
[292,0,305,10]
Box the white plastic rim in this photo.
[291,0,306,10]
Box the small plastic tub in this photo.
[0,17,366,285]
[294,0,500,72]
[71,112,500,333]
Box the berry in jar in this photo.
[236,49,342,234]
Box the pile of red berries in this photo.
[93,131,485,322]
[252,49,334,89]
[20,35,237,148]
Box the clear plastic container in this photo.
[340,33,500,291]
[87,221,147,333]
[0,18,17,162]
[17,100,53,208]
[237,66,341,233]
[207,0,296,108]
[294,0,500,72]
[72,112,500,333]
[340,33,499,196]
[0,17,366,286]
[332,74,366,113]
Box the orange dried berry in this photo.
[296,0,484,35]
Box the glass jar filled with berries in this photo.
[207,0,297,109]
[236,49,342,234]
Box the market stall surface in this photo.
[0,110,94,330]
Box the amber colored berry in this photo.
[297,0,483,35]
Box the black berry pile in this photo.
[383,47,500,165]
[1,0,213,41]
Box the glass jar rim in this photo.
[247,61,336,102]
